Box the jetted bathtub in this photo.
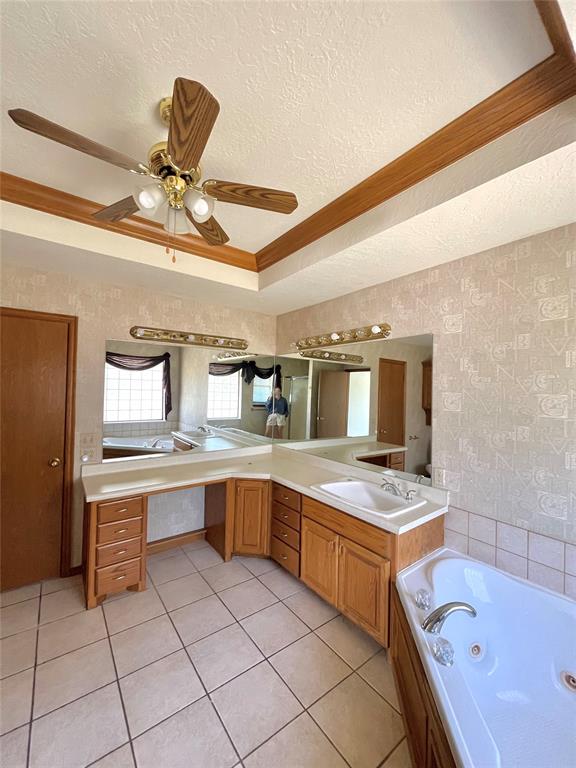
[396,547,576,768]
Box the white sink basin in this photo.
[311,478,426,518]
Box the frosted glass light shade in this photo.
[133,183,166,212]
[185,191,215,224]
[164,207,191,235]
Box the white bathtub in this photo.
[396,548,576,768]
[102,435,174,452]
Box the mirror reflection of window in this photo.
[252,378,272,407]
[207,370,242,420]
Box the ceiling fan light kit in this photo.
[8,77,298,248]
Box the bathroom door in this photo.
[317,370,349,438]
[377,358,406,445]
[0,308,77,590]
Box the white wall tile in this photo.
[445,507,468,536]
[527,561,564,594]
[565,544,576,577]
[496,549,527,579]
[528,533,565,571]
[469,514,496,546]
[565,574,576,601]
[468,538,495,566]
[496,522,528,557]
[444,529,468,555]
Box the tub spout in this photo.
[421,602,477,634]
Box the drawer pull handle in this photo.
[115,528,128,534]
[115,508,128,514]
[115,549,128,555]
[282,515,288,519]
[282,533,288,538]
[282,495,289,500]
[281,555,288,560]
[113,575,127,581]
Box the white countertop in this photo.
[82,444,448,535]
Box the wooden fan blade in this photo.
[203,180,298,214]
[8,109,146,174]
[93,196,139,222]
[185,209,229,246]
[167,79,219,172]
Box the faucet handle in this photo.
[431,636,454,667]
[405,489,417,502]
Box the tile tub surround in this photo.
[0,262,276,568]
[0,542,409,768]
[276,224,576,547]
[444,505,575,599]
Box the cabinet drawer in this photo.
[271,519,300,551]
[272,501,300,531]
[97,516,142,545]
[97,496,143,525]
[95,536,142,568]
[95,557,142,596]
[271,536,300,577]
[389,452,405,468]
[272,484,301,512]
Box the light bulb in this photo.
[164,207,191,235]
[191,194,215,224]
[330,332,340,341]
[371,325,382,334]
[133,183,166,212]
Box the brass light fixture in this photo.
[300,350,364,364]
[296,323,391,350]
[129,326,248,350]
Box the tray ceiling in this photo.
[1,1,552,252]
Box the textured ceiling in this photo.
[0,0,552,251]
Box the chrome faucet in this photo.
[421,602,477,634]
[381,480,418,503]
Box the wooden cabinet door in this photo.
[234,480,269,556]
[301,517,338,604]
[337,538,390,645]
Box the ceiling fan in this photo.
[8,78,298,247]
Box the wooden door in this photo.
[1,308,76,590]
[338,538,390,645]
[300,517,338,604]
[377,359,406,444]
[317,370,349,438]
[234,480,270,556]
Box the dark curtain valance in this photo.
[105,352,172,416]
[209,361,282,388]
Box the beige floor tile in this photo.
[258,568,306,599]
[90,743,135,768]
[309,674,404,768]
[39,586,85,625]
[0,668,33,735]
[0,724,29,768]
[147,547,185,562]
[37,606,106,664]
[0,629,36,679]
[171,595,235,645]
[381,738,411,767]
[104,587,165,635]
[240,602,309,657]
[0,583,40,608]
[34,638,116,718]
[211,662,303,757]
[120,650,204,737]
[219,579,277,620]
[110,615,182,678]
[316,615,381,668]
[283,588,338,629]
[29,683,128,768]
[156,572,213,611]
[132,697,237,768]
[147,553,196,586]
[185,546,224,571]
[0,598,39,639]
[41,574,83,595]
[235,556,280,577]
[244,712,348,768]
[270,634,351,706]
[188,624,263,692]
[358,650,401,712]
[181,538,211,554]
[201,561,253,593]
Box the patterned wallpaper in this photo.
[0,265,276,565]
[277,224,576,545]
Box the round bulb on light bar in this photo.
[164,207,191,235]
[133,182,166,212]
[371,325,382,334]
[330,332,340,341]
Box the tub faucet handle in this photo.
[431,636,455,667]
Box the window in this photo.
[103,362,165,423]
[252,378,272,407]
[207,371,242,419]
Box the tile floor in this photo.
[0,540,410,768]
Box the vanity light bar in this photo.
[216,351,253,360]
[129,326,249,350]
[300,350,364,364]
[296,322,391,350]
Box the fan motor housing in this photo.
[147,141,201,185]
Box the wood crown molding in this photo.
[0,172,258,272]
[255,1,576,270]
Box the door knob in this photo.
[48,457,62,467]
